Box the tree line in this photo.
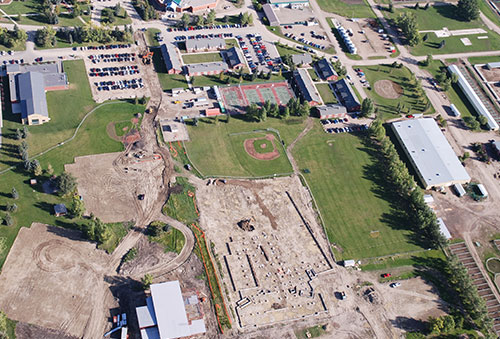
[0,25,27,49]
[368,118,447,248]
[246,97,309,122]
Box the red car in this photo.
[382,273,391,278]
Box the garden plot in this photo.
[195,176,334,329]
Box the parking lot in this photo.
[282,24,331,52]
[320,116,369,134]
[237,34,280,73]
[82,44,150,102]
[337,18,395,58]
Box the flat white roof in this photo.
[136,297,157,328]
[140,327,161,339]
[392,118,471,188]
[150,281,206,339]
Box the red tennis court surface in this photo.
[219,81,295,114]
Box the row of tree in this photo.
[181,10,217,28]
[101,3,128,25]
[132,0,158,21]
[369,119,447,248]
[395,12,421,47]
[246,97,309,122]
[0,25,27,48]
[35,24,133,47]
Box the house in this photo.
[291,53,313,66]
[161,44,182,74]
[185,62,228,76]
[315,59,338,81]
[136,281,206,339]
[7,62,68,125]
[391,118,471,189]
[54,204,67,217]
[293,68,321,106]
[334,78,360,112]
[268,0,309,8]
[205,107,221,116]
[185,38,225,53]
[448,65,499,130]
[262,4,280,26]
[316,104,347,119]
[223,47,244,70]
[161,0,218,12]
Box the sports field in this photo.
[218,82,294,114]
[293,124,425,260]
[185,117,306,177]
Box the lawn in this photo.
[149,222,186,254]
[163,177,199,225]
[182,52,222,64]
[316,0,375,18]
[2,2,91,27]
[98,222,129,253]
[185,116,305,177]
[293,125,426,260]
[307,68,319,82]
[468,56,500,65]
[275,43,303,58]
[421,60,475,119]
[383,5,500,55]
[0,59,146,269]
[357,64,434,120]
[316,83,338,104]
[479,0,500,29]
[145,28,161,47]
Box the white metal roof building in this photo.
[262,4,280,26]
[437,218,452,240]
[136,281,206,339]
[448,65,499,131]
[391,118,471,189]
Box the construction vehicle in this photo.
[141,50,154,64]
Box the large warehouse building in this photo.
[392,118,471,189]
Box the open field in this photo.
[185,117,305,177]
[316,0,375,18]
[358,64,434,120]
[468,56,500,65]
[293,124,426,260]
[148,223,186,254]
[316,83,338,104]
[152,48,189,90]
[163,177,198,225]
[182,52,222,64]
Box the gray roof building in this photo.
[293,68,321,105]
[185,37,225,51]
[315,59,338,80]
[291,53,312,66]
[486,62,500,69]
[263,4,280,26]
[17,72,49,120]
[334,78,360,112]
[185,62,228,75]
[224,47,244,69]
[391,118,471,189]
[161,43,182,73]
[316,104,346,118]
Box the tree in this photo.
[206,10,216,25]
[450,72,458,84]
[425,54,433,66]
[3,213,13,226]
[477,115,488,127]
[15,128,22,140]
[142,273,154,290]
[16,11,22,23]
[181,13,191,28]
[73,2,82,17]
[11,187,19,200]
[441,78,451,91]
[457,0,479,21]
[395,12,421,46]
[22,126,29,138]
[35,26,56,47]
[114,3,122,17]
[360,98,374,117]
[69,197,85,218]
[148,220,166,236]
[388,0,394,12]
[33,160,43,176]
[55,171,77,196]
[6,203,17,213]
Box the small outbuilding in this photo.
[291,53,313,66]
[437,218,452,240]
[205,107,221,116]
[54,203,67,217]
[316,104,347,119]
[343,259,355,267]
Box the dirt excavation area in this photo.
[194,175,446,337]
[65,151,165,223]
[0,223,116,339]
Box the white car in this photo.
[390,282,401,288]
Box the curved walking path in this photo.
[286,117,314,174]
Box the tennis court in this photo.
[218,82,295,114]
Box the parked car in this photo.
[390,282,401,288]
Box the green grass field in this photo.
[468,56,500,65]
[0,59,146,269]
[149,223,186,254]
[293,125,426,260]
[479,0,500,28]
[145,28,161,47]
[316,83,337,104]
[358,64,434,120]
[308,68,319,82]
[185,116,305,177]
[384,5,500,55]
[163,177,199,225]
[182,52,222,64]
[151,48,189,90]
[98,222,129,253]
[316,0,375,18]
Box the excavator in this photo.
[140,50,154,65]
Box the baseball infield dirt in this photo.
[243,134,280,161]
[374,79,403,99]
